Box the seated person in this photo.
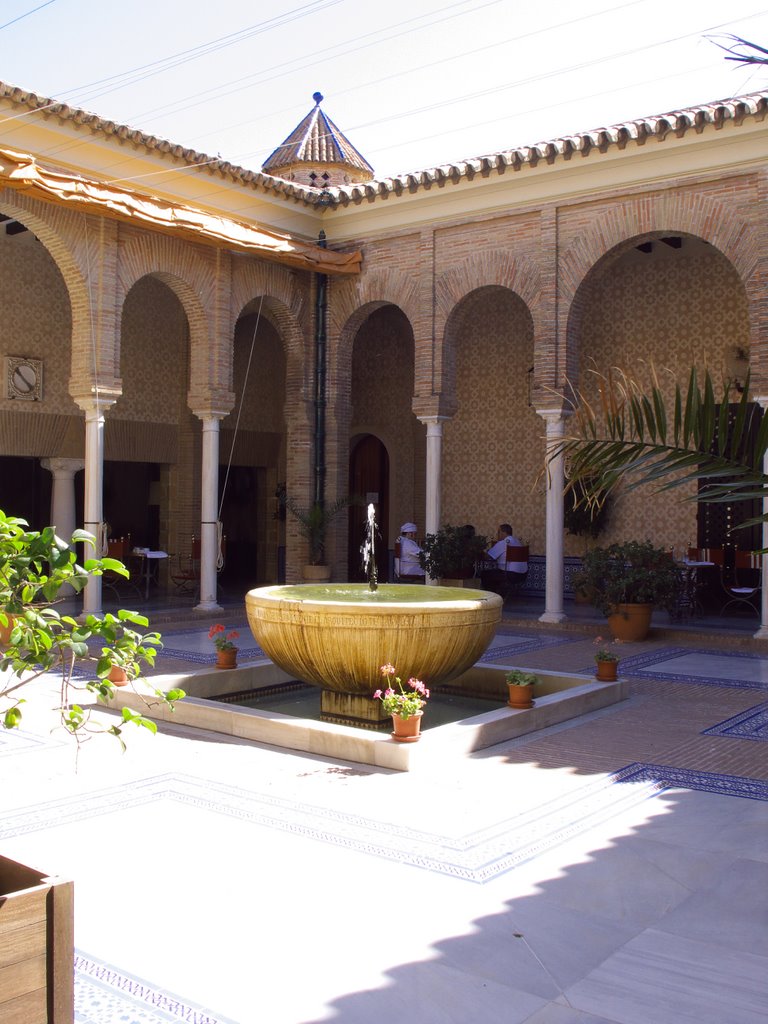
[397,522,425,578]
[481,523,528,594]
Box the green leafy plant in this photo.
[556,366,768,536]
[504,669,539,686]
[373,663,429,720]
[573,540,679,617]
[593,637,620,662]
[418,524,489,579]
[0,509,184,749]
[279,492,352,565]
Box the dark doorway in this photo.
[0,456,57,530]
[218,465,259,587]
[103,461,157,548]
[697,403,763,553]
[348,434,389,581]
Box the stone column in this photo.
[538,408,570,624]
[754,396,768,639]
[77,397,115,617]
[196,415,223,612]
[418,416,448,584]
[40,458,84,542]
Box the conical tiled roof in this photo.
[262,92,374,188]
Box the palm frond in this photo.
[556,364,768,530]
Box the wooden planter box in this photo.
[0,855,74,1024]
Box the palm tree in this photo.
[556,366,768,537]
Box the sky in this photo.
[0,0,767,180]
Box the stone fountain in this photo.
[246,505,502,727]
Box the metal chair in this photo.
[500,544,529,602]
[170,535,200,594]
[721,550,762,617]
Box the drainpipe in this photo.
[314,230,328,509]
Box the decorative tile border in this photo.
[0,769,679,885]
[702,703,768,742]
[609,647,768,690]
[479,633,576,661]
[75,952,236,1024]
[616,762,768,801]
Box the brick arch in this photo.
[435,250,543,332]
[231,262,308,385]
[439,282,537,416]
[331,266,421,337]
[560,192,761,385]
[116,230,216,384]
[0,190,95,389]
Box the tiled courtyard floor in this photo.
[1,593,767,1023]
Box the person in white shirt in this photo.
[397,522,425,577]
[482,523,528,593]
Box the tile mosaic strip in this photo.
[702,703,768,742]
[479,633,576,661]
[0,769,664,885]
[157,645,265,664]
[616,762,768,801]
[75,952,237,1024]
[612,647,768,690]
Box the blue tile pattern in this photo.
[0,768,700,885]
[480,632,577,661]
[75,953,237,1024]
[702,703,768,742]
[609,646,768,690]
[616,762,768,800]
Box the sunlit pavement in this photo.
[1,591,766,1024]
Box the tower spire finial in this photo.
[312,92,323,106]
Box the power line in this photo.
[0,0,57,33]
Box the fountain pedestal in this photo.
[320,691,391,729]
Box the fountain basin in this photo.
[245,583,503,694]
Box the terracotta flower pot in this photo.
[108,665,129,686]
[607,602,653,642]
[595,660,618,682]
[391,710,423,742]
[216,647,238,669]
[0,613,15,646]
[507,684,534,709]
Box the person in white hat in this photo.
[397,522,425,578]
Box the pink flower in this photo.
[373,689,382,700]
[228,631,239,641]
[380,663,396,676]
[208,623,225,639]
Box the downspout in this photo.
[313,229,328,509]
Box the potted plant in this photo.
[418,524,489,584]
[573,540,679,642]
[505,669,538,708]
[0,509,186,1021]
[593,636,621,681]
[373,663,430,742]
[278,491,351,581]
[564,477,611,603]
[209,623,240,669]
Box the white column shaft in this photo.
[420,417,446,586]
[539,411,568,624]
[82,404,108,617]
[196,417,223,612]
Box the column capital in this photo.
[417,414,450,431]
[73,393,118,417]
[41,457,85,476]
[188,389,235,420]
[536,406,573,428]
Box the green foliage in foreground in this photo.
[0,509,184,750]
